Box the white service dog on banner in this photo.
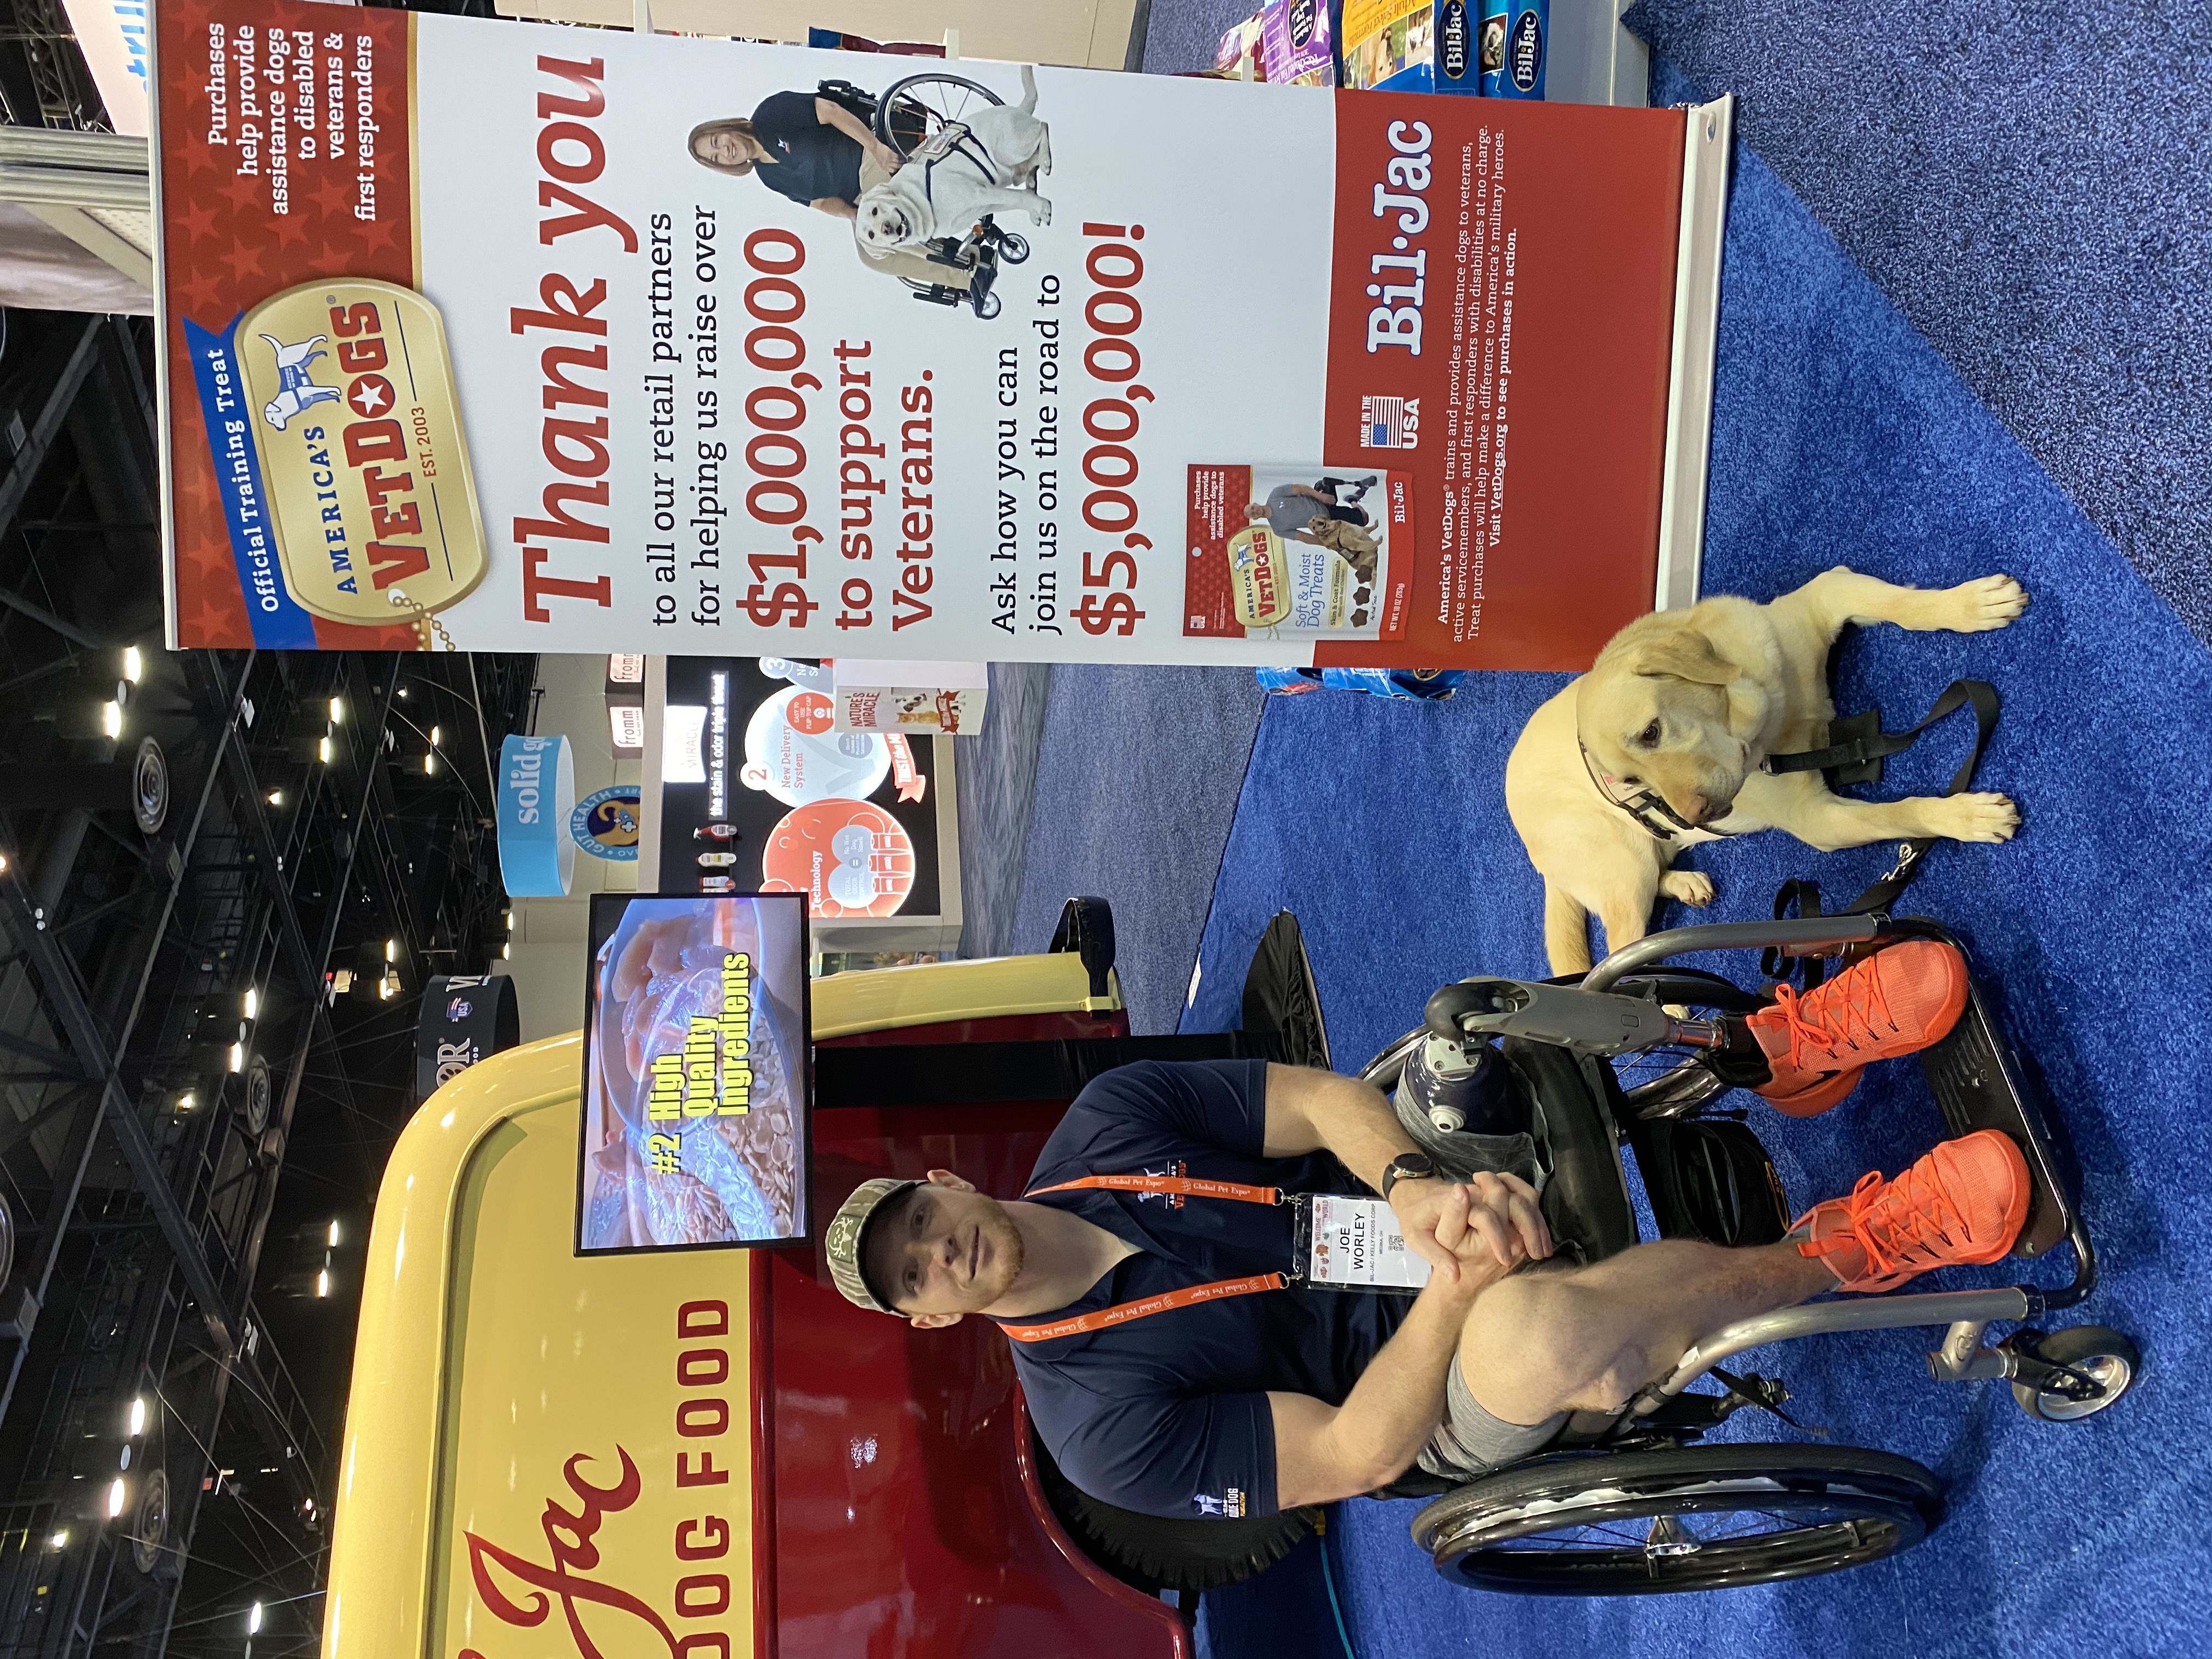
[854,65,1053,254]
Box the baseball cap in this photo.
[824,1176,919,1313]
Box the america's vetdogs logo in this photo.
[257,333,342,430]
[234,279,489,625]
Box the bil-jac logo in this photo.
[1438,0,1470,79]
[458,1300,742,1659]
[233,279,488,628]
[458,1447,707,1659]
[1511,8,1545,92]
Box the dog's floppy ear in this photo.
[1629,630,1738,686]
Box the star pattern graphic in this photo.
[158,0,427,651]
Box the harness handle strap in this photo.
[1763,680,2000,986]
[1760,879,1828,989]
[1760,679,1997,781]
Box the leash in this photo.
[1759,679,2000,986]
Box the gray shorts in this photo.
[1418,1357,1567,1480]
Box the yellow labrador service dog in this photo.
[855,67,1053,255]
[1505,567,2029,975]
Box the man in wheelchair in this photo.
[826,940,2026,1520]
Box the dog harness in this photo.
[1581,678,1999,849]
[996,1172,1287,1343]
[912,119,1004,206]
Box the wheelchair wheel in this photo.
[1031,1425,1313,1593]
[874,73,1006,160]
[1413,1444,1939,1596]
[2010,1325,2140,1422]
[1605,970,1768,1119]
[997,230,1030,263]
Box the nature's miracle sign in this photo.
[153,0,1692,669]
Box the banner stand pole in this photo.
[1652,94,1734,614]
[633,0,651,32]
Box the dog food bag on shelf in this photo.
[1256,666,1468,699]
[1214,10,1269,75]
[1341,0,1482,94]
[1479,0,1548,97]
[1186,464,1413,644]
[1260,0,1338,87]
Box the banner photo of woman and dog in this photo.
[152,0,1726,669]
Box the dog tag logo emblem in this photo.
[234,279,488,628]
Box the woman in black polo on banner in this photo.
[688,91,904,222]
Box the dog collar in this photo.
[1579,741,1718,843]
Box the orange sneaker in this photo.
[1793,1129,2031,1292]
[1745,940,1971,1116]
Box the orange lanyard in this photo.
[997,1171,1288,1344]
[1024,1173,1282,1206]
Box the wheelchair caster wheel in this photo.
[2010,1325,2139,1422]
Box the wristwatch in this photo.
[1380,1152,1437,1202]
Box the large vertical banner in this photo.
[155,1,1696,669]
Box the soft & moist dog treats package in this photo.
[1186,465,1413,643]
[1341,0,1485,93]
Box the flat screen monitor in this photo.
[576,891,811,1254]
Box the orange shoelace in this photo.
[1767,967,1899,1073]
[1832,1165,1970,1284]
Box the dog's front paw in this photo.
[1945,574,2029,631]
[1658,870,1716,907]
[1030,195,1053,227]
[1928,791,2021,842]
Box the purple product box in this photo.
[1260,0,1337,87]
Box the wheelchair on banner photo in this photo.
[1346,911,2133,1595]
[818,72,1032,320]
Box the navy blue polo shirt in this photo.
[1000,1059,1409,1520]
[749,92,864,208]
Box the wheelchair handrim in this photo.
[1431,1485,1929,1594]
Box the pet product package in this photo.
[1187,465,1412,643]
[1341,0,1484,93]
[1255,665,1467,698]
[831,659,989,735]
[1479,0,1549,97]
[1260,0,1337,87]
[1214,10,1269,74]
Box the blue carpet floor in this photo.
[1173,119,2212,1659]
[1007,666,1268,1034]
[1622,0,2212,648]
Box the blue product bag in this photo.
[1479,0,1547,98]
[1256,666,1467,699]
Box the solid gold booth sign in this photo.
[236,280,487,625]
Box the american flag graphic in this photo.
[1361,396,1413,449]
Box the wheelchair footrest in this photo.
[1918,977,2070,1259]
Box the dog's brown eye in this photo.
[1637,721,1661,746]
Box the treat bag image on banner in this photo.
[154,3,1719,669]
